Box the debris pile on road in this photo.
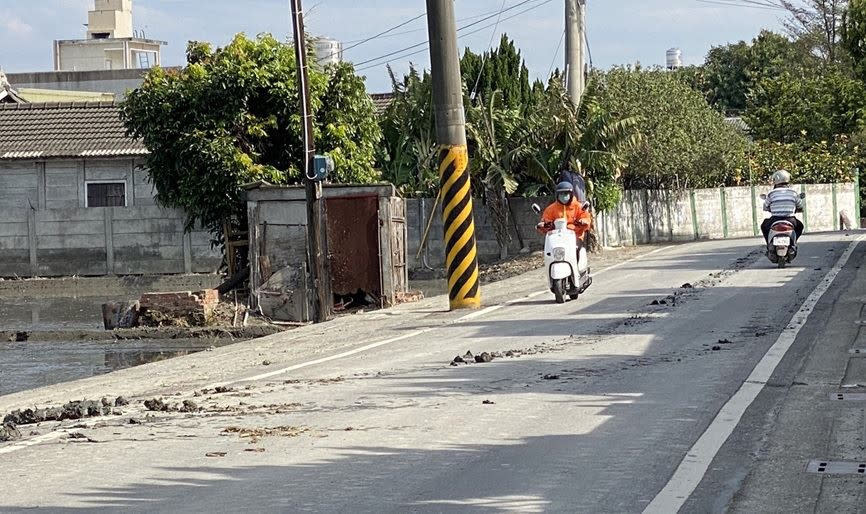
[222,425,309,443]
[451,350,498,366]
[101,289,280,331]
[3,398,122,426]
[479,252,544,284]
[143,398,201,413]
[0,422,21,442]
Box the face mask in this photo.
[557,193,572,204]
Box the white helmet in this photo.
[772,170,791,187]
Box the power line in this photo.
[319,11,427,63]
[547,29,565,78]
[470,0,509,102]
[694,0,785,10]
[343,6,531,44]
[354,0,549,68]
[356,0,555,72]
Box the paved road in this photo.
[1,234,864,513]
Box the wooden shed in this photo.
[246,184,407,322]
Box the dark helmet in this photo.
[555,181,574,205]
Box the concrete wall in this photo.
[0,158,219,277]
[5,69,156,99]
[0,206,220,278]
[408,182,857,271]
[1,158,155,209]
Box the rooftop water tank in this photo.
[666,48,683,70]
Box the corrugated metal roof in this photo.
[0,102,148,161]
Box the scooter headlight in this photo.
[553,247,566,261]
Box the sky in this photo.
[0,0,788,92]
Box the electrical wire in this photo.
[353,0,549,69]
[547,29,565,78]
[343,5,533,44]
[470,0,509,102]
[356,0,556,72]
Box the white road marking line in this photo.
[0,415,124,455]
[644,235,863,514]
[0,431,65,455]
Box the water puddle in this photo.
[0,340,233,396]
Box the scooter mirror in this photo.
[759,194,767,200]
[582,201,591,211]
[799,192,806,199]
[531,203,542,214]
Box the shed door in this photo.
[390,197,407,294]
[379,196,407,305]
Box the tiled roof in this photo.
[0,102,147,161]
[370,92,395,116]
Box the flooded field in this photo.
[0,339,233,396]
[0,275,235,397]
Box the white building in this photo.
[312,37,343,66]
[54,0,166,71]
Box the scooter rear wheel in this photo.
[777,259,787,269]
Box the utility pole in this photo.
[290,0,332,322]
[426,0,481,310]
[565,0,585,103]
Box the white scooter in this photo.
[759,191,805,269]
[532,204,592,304]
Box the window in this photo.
[86,182,126,207]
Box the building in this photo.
[54,0,166,71]
[0,102,218,277]
[312,37,343,66]
[6,68,171,100]
[0,71,25,104]
[666,48,683,70]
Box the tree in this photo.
[696,31,815,114]
[122,34,381,241]
[592,66,750,190]
[378,66,438,197]
[843,0,866,80]
[780,0,849,64]
[460,34,532,109]
[745,70,866,143]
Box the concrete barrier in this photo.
[407,182,857,271]
[0,206,221,278]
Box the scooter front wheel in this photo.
[553,279,566,304]
[777,259,787,269]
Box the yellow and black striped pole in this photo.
[439,145,481,309]
[427,0,481,310]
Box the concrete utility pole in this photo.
[565,0,585,103]
[290,0,333,322]
[426,0,481,310]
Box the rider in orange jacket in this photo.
[537,181,592,239]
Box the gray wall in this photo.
[0,205,220,278]
[408,182,857,270]
[5,69,160,99]
[0,158,219,277]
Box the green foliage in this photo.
[465,91,522,195]
[843,0,866,81]
[592,66,750,190]
[745,71,866,143]
[748,137,860,184]
[460,35,532,109]
[378,66,438,197]
[122,33,381,241]
[691,31,816,115]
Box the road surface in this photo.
[1,234,865,513]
